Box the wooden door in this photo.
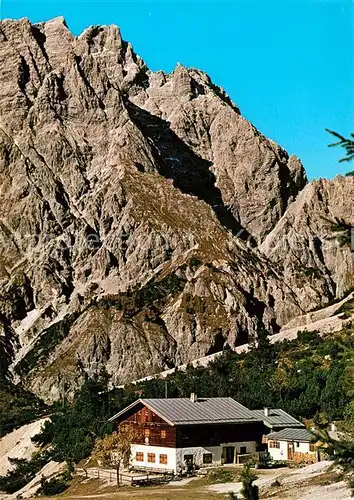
[288,442,294,460]
[223,446,235,464]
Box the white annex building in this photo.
[266,427,316,461]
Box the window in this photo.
[136,452,144,462]
[159,454,168,465]
[296,442,300,448]
[309,443,316,452]
[240,446,247,454]
[148,453,155,463]
[203,453,212,464]
[269,440,280,449]
[184,454,194,465]
[161,430,166,439]
[144,429,150,438]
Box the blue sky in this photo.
[1,0,353,179]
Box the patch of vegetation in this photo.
[326,129,354,164]
[189,257,202,268]
[0,378,47,437]
[296,330,320,343]
[301,267,322,278]
[31,373,136,464]
[14,313,79,377]
[38,469,72,496]
[0,451,51,494]
[185,294,206,314]
[128,274,186,315]
[321,216,353,248]
[97,273,186,319]
[206,468,239,484]
[240,462,259,500]
[132,329,353,421]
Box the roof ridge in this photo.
[110,396,259,425]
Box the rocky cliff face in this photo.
[262,176,354,311]
[0,17,352,401]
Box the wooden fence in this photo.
[77,467,173,486]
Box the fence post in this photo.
[97,469,100,479]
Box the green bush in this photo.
[297,330,320,343]
[0,378,47,437]
[207,469,238,484]
[33,374,127,464]
[189,257,202,268]
[39,470,71,496]
[0,452,51,494]
[240,463,258,500]
[96,273,186,320]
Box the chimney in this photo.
[190,392,198,403]
[264,407,269,417]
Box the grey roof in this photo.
[109,397,260,426]
[267,427,314,442]
[251,409,304,429]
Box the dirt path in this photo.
[208,462,352,499]
[58,483,218,500]
[57,462,352,500]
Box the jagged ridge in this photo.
[0,17,352,402]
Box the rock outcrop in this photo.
[0,17,352,401]
[262,176,354,311]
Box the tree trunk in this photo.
[116,466,120,486]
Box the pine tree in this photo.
[239,463,259,500]
[314,339,354,494]
[326,129,354,165]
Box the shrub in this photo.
[240,463,258,500]
[189,257,202,268]
[0,451,51,494]
[39,470,71,496]
[297,330,320,343]
[0,379,47,438]
[33,375,118,464]
[207,469,238,484]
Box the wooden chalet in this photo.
[109,394,275,472]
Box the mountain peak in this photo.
[0,18,352,401]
